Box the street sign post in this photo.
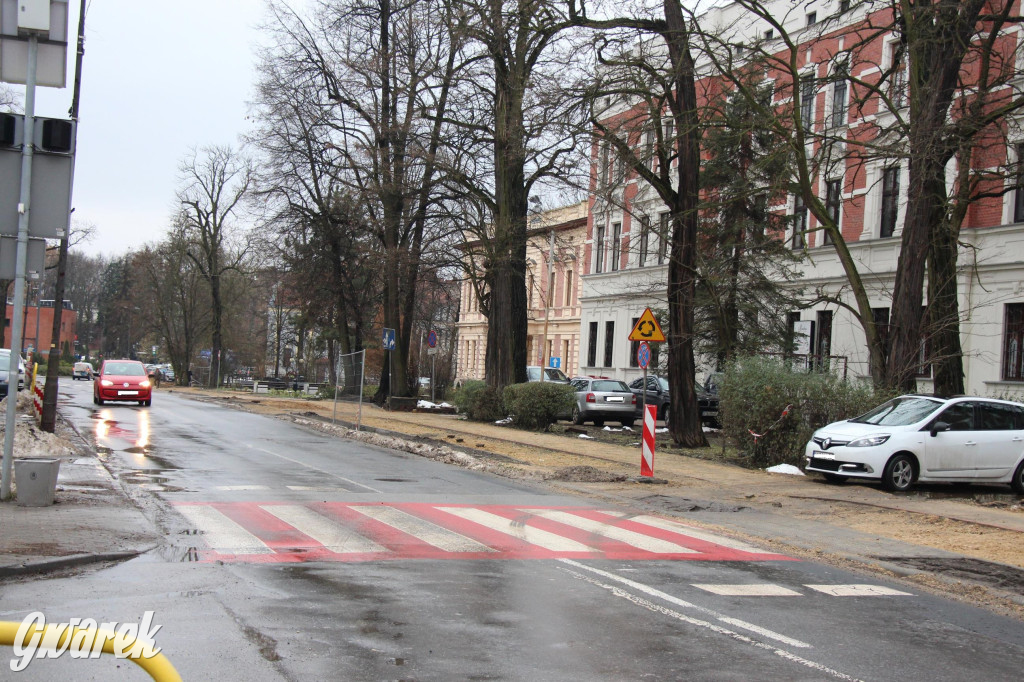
[382,328,396,404]
[426,329,437,402]
[427,329,437,348]
[549,356,560,369]
[637,340,651,423]
[628,308,666,343]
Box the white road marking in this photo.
[260,505,386,553]
[519,509,697,553]
[602,512,768,553]
[437,507,595,552]
[558,559,812,649]
[286,486,340,491]
[692,584,803,597]
[806,584,913,597]
[351,506,494,553]
[215,485,270,491]
[558,561,860,681]
[245,444,381,493]
[176,505,273,554]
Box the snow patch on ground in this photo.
[578,433,594,440]
[494,417,513,425]
[766,463,806,476]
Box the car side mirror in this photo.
[930,421,950,437]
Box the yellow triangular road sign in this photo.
[628,308,666,342]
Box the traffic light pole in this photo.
[1,35,39,499]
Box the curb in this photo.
[0,549,147,578]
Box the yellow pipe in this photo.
[0,620,182,681]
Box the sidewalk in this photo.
[0,408,159,577]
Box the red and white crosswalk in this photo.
[172,502,795,564]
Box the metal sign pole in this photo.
[1,35,39,500]
[357,349,365,431]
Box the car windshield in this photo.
[544,368,568,381]
[592,380,630,392]
[104,362,146,377]
[656,377,669,391]
[849,396,943,426]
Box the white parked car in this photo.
[805,395,1024,493]
[0,348,26,396]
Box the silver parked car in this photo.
[568,377,637,427]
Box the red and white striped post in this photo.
[641,403,656,477]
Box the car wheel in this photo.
[144,398,152,407]
[96,397,104,406]
[822,473,847,484]
[1011,459,1024,495]
[882,454,915,492]
[571,405,584,425]
[92,393,98,405]
[621,419,634,428]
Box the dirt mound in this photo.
[546,466,627,483]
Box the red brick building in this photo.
[3,300,77,356]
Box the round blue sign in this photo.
[637,341,651,369]
[427,330,438,348]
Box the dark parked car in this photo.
[627,375,720,427]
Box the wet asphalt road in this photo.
[2,381,1023,680]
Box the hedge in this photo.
[503,382,575,430]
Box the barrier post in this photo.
[641,403,656,477]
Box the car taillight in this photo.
[586,392,596,403]
[631,394,637,404]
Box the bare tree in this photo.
[260,0,463,402]
[177,145,253,387]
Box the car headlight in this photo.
[848,434,890,447]
[101,379,113,387]
[140,380,150,388]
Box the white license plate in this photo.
[605,396,623,402]
[117,390,138,396]
[701,410,718,417]
[813,450,835,460]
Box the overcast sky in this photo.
[29,0,272,258]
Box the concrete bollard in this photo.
[13,458,60,507]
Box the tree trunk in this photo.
[210,272,222,388]
[664,0,707,448]
[928,218,964,395]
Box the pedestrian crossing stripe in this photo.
[691,583,913,597]
[171,502,796,564]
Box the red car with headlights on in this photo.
[93,360,153,407]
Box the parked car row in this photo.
[627,375,720,427]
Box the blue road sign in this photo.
[637,341,651,369]
[382,328,396,350]
[549,356,561,369]
[427,330,437,348]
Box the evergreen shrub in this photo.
[503,382,575,430]
[720,355,889,468]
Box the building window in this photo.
[629,317,640,367]
[587,321,598,367]
[644,126,655,171]
[599,142,610,188]
[815,310,833,370]
[806,11,817,26]
[839,0,850,13]
[881,165,900,238]
[595,223,606,273]
[800,73,816,130]
[872,307,891,359]
[785,311,802,355]
[824,178,841,244]
[764,29,774,40]
[611,222,621,272]
[1003,303,1024,381]
[888,42,906,109]
[604,321,615,367]
[564,270,573,307]
[830,60,848,128]
[638,215,650,267]
[1014,143,1024,223]
[528,274,535,309]
[792,195,807,249]
[658,212,669,264]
